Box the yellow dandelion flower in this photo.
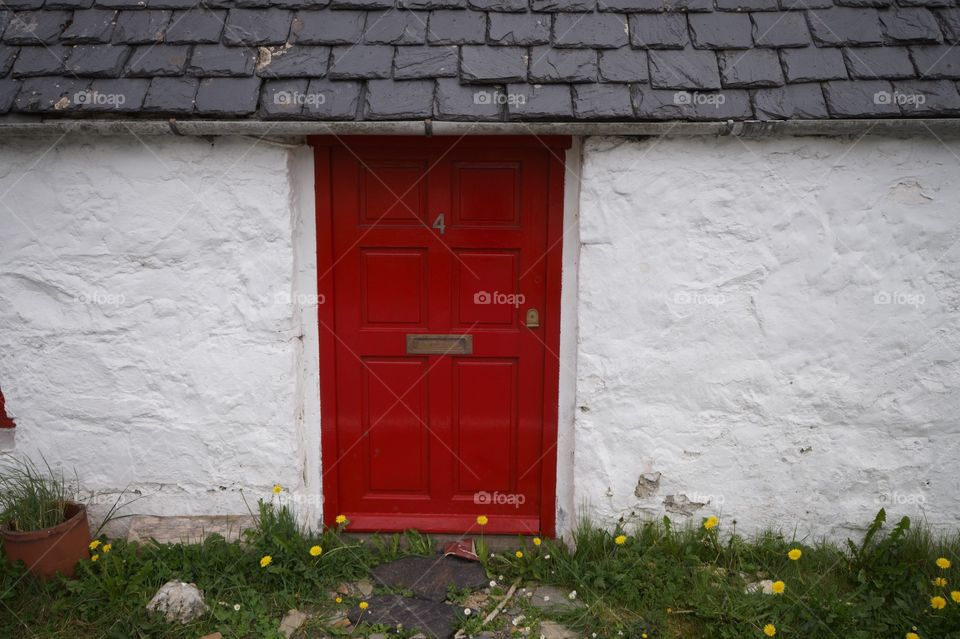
[309,545,322,557]
[88,540,101,551]
[335,596,343,604]
[476,515,488,526]
[272,484,282,494]
[102,543,112,553]
[763,623,776,637]
[614,534,627,546]
[931,596,947,610]
[704,516,719,530]
[934,577,948,587]
[514,550,523,559]
[771,580,785,595]
[90,554,99,562]
[906,633,920,639]
[533,537,542,546]
[359,601,369,610]
[936,557,951,569]
[788,548,802,561]
[335,514,347,525]
[260,555,272,568]
[952,591,960,603]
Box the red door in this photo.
[314,136,568,536]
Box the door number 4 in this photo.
[432,213,446,235]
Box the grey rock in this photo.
[879,7,943,43]
[843,46,916,79]
[364,78,434,118]
[278,608,309,639]
[538,620,580,639]
[752,82,828,119]
[427,10,486,44]
[61,9,116,43]
[294,9,365,44]
[364,9,427,44]
[689,12,753,49]
[146,581,209,625]
[911,44,960,78]
[328,44,392,78]
[598,47,649,82]
[488,13,551,45]
[461,45,527,82]
[303,78,361,118]
[629,14,689,50]
[223,9,293,45]
[719,49,784,88]
[394,45,458,78]
[649,47,721,90]
[143,76,198,113]
[573,82,633,118]
[189,45,256,76]
[807,8,884,45]
[371,556,490,602]
[780,46,848,82]
[164,9,226,44]
[529,46,597,82]
[822,79,900,116]
[750,12,811,47]
[528,585,586,611]
[346,595,457,639]
[434,77,503,120]
[112,10,170,44]
[67,44,131,76]
[554,12,628,49]
[256,45,330,77]
[125,45,190,76]
[506,82,573,118]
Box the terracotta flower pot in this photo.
[2,501,91,579]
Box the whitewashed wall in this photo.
[575,135,960,539]
[0,135,316,525]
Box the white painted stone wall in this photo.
[575,135,960,539]
[0,135,316,526]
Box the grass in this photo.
[0,455,72,533]
[0,502,958,638]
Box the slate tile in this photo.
[4,11,72,44]
[329,0,393,8]
[718,49,784,87]
[143,76,198,113]
[112,10,170,44]
[460,44,527,82]
[891,78,960,114]
[302,77,361,117]
[427,10,486,44]
[602,0,712,11]
[807,8,884,46]
[256,44,330,76]
[633,85,689,119]
[165,9,227,44]
[937,9,960,43]
[530,0,595,11]
[780,46,847,81]
[96,0,150,7]
[78,77,149,111]
[364,77,434,118]
[900,0,952,6]
[751,12,811,47]
[911,44,960,78]
[148,0,209,8]
[822,79,900,115]
[598,46,649,82]
[270,0,331,7]
[14,76,89,112]
[394,44,458,78]
[434,77,503,119]
[46,0,96,8]
[834,0,890,6]
[223,9,293,45]
[843,46,916,79]
[61,9,117,43]
[259,77,307,117]
[0,46,18,76]
[346,595,457,639]
[11,45,68,77]
[469,0,527,10]
[195,76,261,114]
[529,46,598,82]
[506,82,572,118]
[648,47,721,89]
[189,44,256,76]
[779,0,832,8]
[687,89,752,119]
[328,44,392,78]
[629,14,689,50]
[573,82,633,117]
[399,0,466,8]
[715,0,779,10]
[294,10,365,44]
[689,13,753,49]
[3,0,46,10]
[554,12,628,49]
[0,79,21,114]
[0,12,10,38]
[752,82,828,118]
[363,10,427,44]
[489,13,551,45]
[125,44,190,75]
[67,44,132,76]
[879,7,943,43]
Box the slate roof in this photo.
[0,0,959,121]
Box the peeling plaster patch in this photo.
[663,494,706,515]
[634,472,661,499]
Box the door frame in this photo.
[310,135,571,537]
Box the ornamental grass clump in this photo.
[0,454,73,532]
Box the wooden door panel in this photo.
[453,250,521,328]
[360,249,428,327]
[359,161,428,225]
